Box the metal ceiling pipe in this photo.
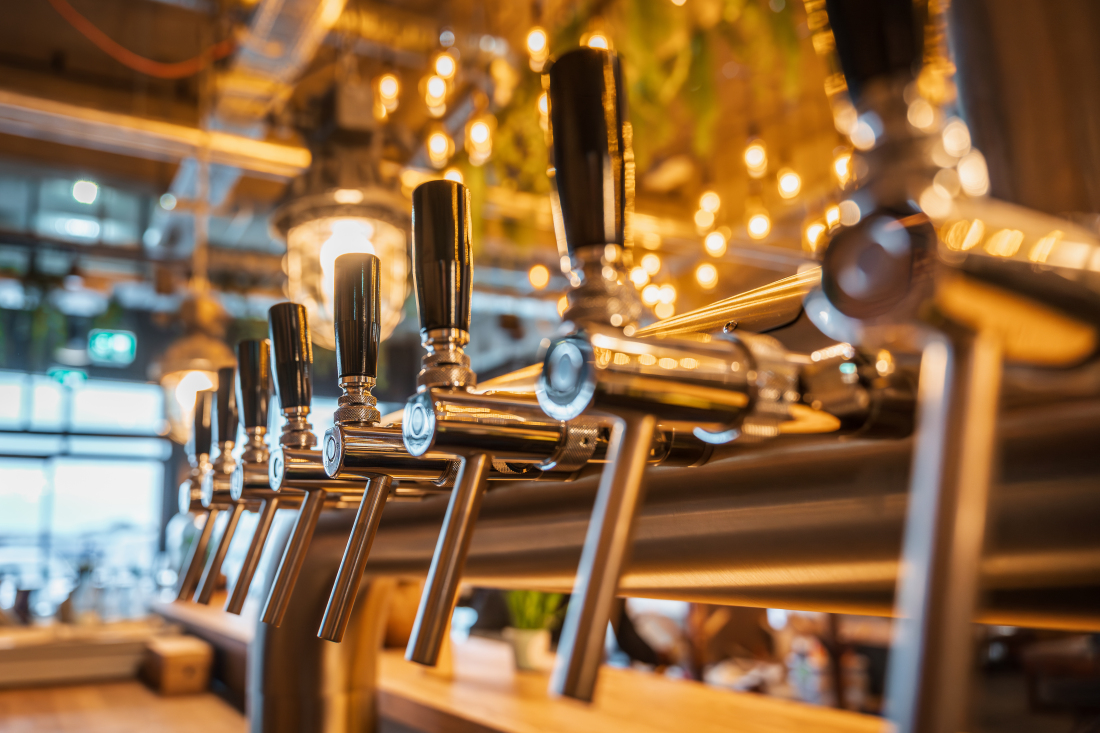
[360,397,1100,630]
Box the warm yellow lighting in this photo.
[907,99,935,130]
[985,229,1025,258]
[826,205,841,228]
[960,219,985,251]
[73,180,98,205]
[630,267,649,287]
[641,284,660,306]
[958,151,990,197]
[694,209,715,229]
[1029,230,1064,264]
[933,168,961,198]
[528,264,550,289]
[699,191,721,213]
[747,213,771,239]
[538,92,548,116]
[777,169,801,199]
[658,284,677,304]
[704,231,727,257]
[671,0,686,5]
[427,130,453,168]
[654,302,675,319]
[851,119,876,150]
[695,263,718,289]
[585,33,609,50]
[640,231,662,250]
[942,118,972,158]
[426,75,447,104]
[838,200,861,226]
[174,370,215,414]
[805,221,826,251]
[641,253,662,276]
[658,357,677,370]
[834,152,851,185]
[638,353,657,366]
[613,352,631,366]
[435,54,457,80]
[557,295,568,317]
[470,121,490,145]
[334,188,364,204]
[527,27,548,54]
[379,74,399,101]
[919,186,954,220]
[319,219,376,275]
[679,357,698,369]
[744,141,767,177]
[443,167,464,184]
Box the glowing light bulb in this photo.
[586,33,609,49]
[528,264,550,289]
[435,54,456,79]
[538,92,548,116]
[630,267,649,287]
[699,191,721,213]
[378,74,400,112]
[704,231,727,257]
[694,209,715,229]
[641,253,662,276]
[427,131,453,168]
[641,284,660,306]
[174,370,214,411]
[834,152,851,184]
[838,200,861,226]
[426,75,447,103]
[654,302,674,319]
[320,219,375,275]
[907,98,935,130]
[658,284,676,304]
[747,213,771,239]
[957,151,990,197]
[557,295,568,317]
[777,169,801,199]
[826,204,840,228]
[942,118,972,158]
[443,168,464,183]
[527,28,548,55]
[470,121,490,145]
[744,142,767,177]
[695,263,718,289]
[429,132,450,155]
[804,221,826,251]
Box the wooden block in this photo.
[142,635,214,696]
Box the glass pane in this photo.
[70,380,164,434]
[67,436,171,460]
[0,372,23,427]
[50,459,162,537]
[30,377,64,431]
[0,458,46,536]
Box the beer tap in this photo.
[194,365,252,604]
[175,389,215,601]
[532,47,820,702]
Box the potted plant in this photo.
[503,590,564,672]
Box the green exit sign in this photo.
[88,329,137,366]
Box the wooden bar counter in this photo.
[0,634,883,733]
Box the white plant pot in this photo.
[503,627,553,672]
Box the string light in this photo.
[434,53,456,80]
[833,151,851,185]
[985,229,1024,258]
[537,92,549,131]
[466,115,495,166]
[427,130,454,168]
[744,141,767,178]
[654,302,674,319]
[826,204,841,229]
[658,284,677,304]
[629,267,649,287]
[838,200,861,226]
[377,74,400,112]
[694,209,715,229]
[804,221,826,252]
[699,191,721,213]
[528,264,550,289]
[640,253,662,275]
[585,33,609,49]
[907,98,935,130]
[777,169,801,199]
[443,168,464,184]
[747,212,771,239]
[695,263,718,289]
[704,231,727,257]
[957,151,990,197]
[641,283,660,306]
[942,118,972,158]
[527,27,549,71]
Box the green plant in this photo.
[504,590,565,631]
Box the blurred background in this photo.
[0,0,1097,728]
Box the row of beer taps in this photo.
[172,2,1100,729]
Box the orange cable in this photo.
[46,0,235,79]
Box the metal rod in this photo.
[632,267,821,338]
[226,498,280,615]
[176,508,218,601]
[195,502,244,604]
[318,474,393,642]
[405,453,491,666]
[550,411,657,702]
[885,328,1003,733]
[262,489,327,627]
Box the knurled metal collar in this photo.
[537,418,600,472]
[334,376,381,425]
[418,329,477,390]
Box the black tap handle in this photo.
[212,366,238,448]
[189,389,214,461]
[334,253,382,379]
[236,339,271,430]
[412,180,472,334]
[268,302,313,410]
[548,47,629,254]
[824,0,926,103]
